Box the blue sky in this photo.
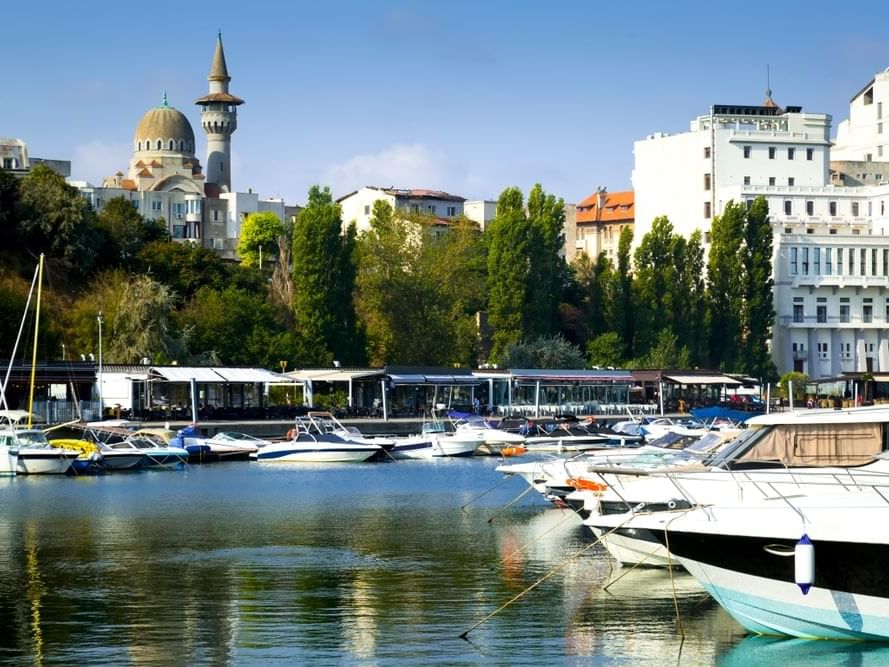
[6,1,889,205]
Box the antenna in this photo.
[766,64,772,99]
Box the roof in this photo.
[194,92,245,106]
[508,368,633,382]
[148,366,288,383]
[663,373,741,386]
[209,33,230,82]
[134,102,195,146]
[337,186,466,204]
[576,190,634,224]
[287,369,383,383]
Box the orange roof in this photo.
[121,179,137,190]
[137,167,153,178]
[576,190,634,224]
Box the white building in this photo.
[1,137,70,177]
[338,186,466,233]
[632,98,831,245]
[463,199,496,231]
[632,79,889,379]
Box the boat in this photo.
[253,414,382,463]
[520,415,639,452]
[591,479,889,640]
[582,405,889,567]
[106,435,188,467]
[192,431,272,460]
[0,411,79,475]
[447,411,526,455]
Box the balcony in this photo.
[778,314,883,328]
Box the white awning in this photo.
[214,368,289,383]
[872,374,889,383]
[424,374,481,385]
[151,367,224,382]
[285,369,382,383]
[388,374,428,384]
[664,374,741,386]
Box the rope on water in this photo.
[460,473,515,512]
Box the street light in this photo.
[97,310,104,419]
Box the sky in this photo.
[5,1,889,206]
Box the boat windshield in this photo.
[16,430,49,446]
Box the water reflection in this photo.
[719,635,889,666]
[0,461,791,663]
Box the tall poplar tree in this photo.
[633,216,677,356]
[486,187,534,363]
[291,185,363,366]
[706,201,746,370]
[526,183,565,338]
[612,226,635,360]
[742,196,777,381]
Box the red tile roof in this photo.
[576,190,634,224]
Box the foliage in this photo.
[778,371,808,402]
[134,240,232,301]
[500,335,586,369]
[742,197,778,382]
[17,164,100,275]
[525,184,566,339]
[637,329,691,369]
[706,201,746,371]
[586,331,625,368]
[485,187,534,362]
[612,226,635,360]
[94,196,162,265]
[633,216,677,355]
[291,185,364,366]
[237,211,285,268]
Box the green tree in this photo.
[17,164,100,275]
[706,201,746,371]
[638,329,691,369]
[571,251,613,345]
[610,226,635,361]
[486,187,534,362]
[586,331,625,368]
[291,185,364,366]
[742,196,777,381]
[134,240,232,300]
[95,196,156,265]
[500,335,586,369]
[526,184,565,338]
[237,211,285,268]
[634,216,676,355]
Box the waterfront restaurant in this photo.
[474,368,637,417]
[0,360,96,423]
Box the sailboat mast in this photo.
[27,254,44,429]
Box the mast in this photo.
[27,253,44,429]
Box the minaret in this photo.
[195,33,244,193]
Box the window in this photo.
[873,249,879,276]
[829,201,837,216]
[806,148,814,160]
[704,201,712,218]
[861,248,867,276]
[884,249,889,275]
[864,304,874,323]
[849,248,855,275]
[156,140,161,150]
[880,123,884,135]
[837,248,844,275]
[769,177,776,186]
[813,248,821,275]
[743,145,751,158]
[802,247,809,274]
[769,146,776,159]
[840,302,850,323]
[784,200,792,215]
[818,342,829,359]
[446,206,457,216]
[806,201,814,216]
[790,247,798,275]
[852,202,860,216]
[743,176,751,185]
[817,305,827,323]
[704,173,711,190]
[704,146,711,158]
[788,177,795,186]
[426,205,436,213]
[825,248,832,275]
[843,342,852,359]
[363,205,370,215]
[886,298,889,322]
[788,147,795,160]
[793,304,804,323]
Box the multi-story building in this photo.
[633,77,889,379]
[337,186,466,233]
[1,137,70,177]
[570,188,634,263]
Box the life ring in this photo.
[567,477,608,493]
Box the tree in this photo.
[571,251,613,345]
[525,184,565,338]
[17,164,100,275]
[486,187,534,362]
[134,240,232,300]
[500,335,586,369]
[95,196,154,265]
[706,201,746,371]
[237,211,285,268]
[742,196,777,382]
[612,226,635,360]
[586,331,625,368]
[634,216,676,355]
[638,329,691,370]
[291,185,364,366]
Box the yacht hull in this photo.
[17,449,76,475]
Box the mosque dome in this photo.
[134,94,196,154]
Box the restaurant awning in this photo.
[664,374,741,386]
[388,374,428,385]
[150,367,224,383]
[214,368,289,383]
[509,369,633,382]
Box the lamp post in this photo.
[97,310,104,419]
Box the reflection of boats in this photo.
[593,484,889,640]
[254,413,382,463]
[719,635,889,666]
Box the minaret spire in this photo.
[195,33,244,193]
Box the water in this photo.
[0,459,887,665]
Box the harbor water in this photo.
[1,458,889,665]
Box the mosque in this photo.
[75,34,297,258]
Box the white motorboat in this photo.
[12,428,79,475]
[254,414,382,463]
[591,480,889,640]
[104,435,188,467]
[201,431,272,459]
[388,418,480,458]
[582,405,889,567]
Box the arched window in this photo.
[156,140,162,150]
[169,140,174,150]
[178,140,184,151]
